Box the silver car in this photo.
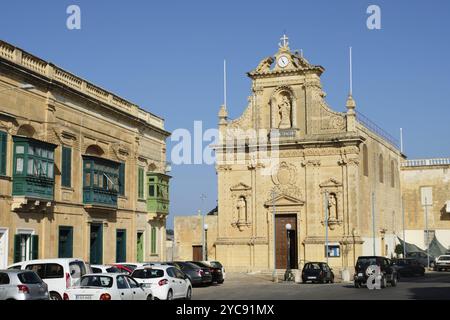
[0,270,49,300]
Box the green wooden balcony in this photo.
[12,136,56,201]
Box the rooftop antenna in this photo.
[349,46,353,96]
[400,128,404,153]
[223,59,227,107]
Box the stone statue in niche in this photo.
[328,193,338,220]
[236,196,247,223]
[278,95,292,129]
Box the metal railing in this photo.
[356,111,400,149]
[401,158,450,167]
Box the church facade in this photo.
[212,36,403,272]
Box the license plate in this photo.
[358,273,363,277]
[307,276,316,279]
[76,295,92,300]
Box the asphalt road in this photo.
[192,271,450,300]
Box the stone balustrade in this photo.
[401,158,450,167]
[0,40,165,130]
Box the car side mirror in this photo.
[70,269,76,276]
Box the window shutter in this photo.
[151,227,156,254]
[14,235,21,263]
[61,147,72,187]
[0,131,6,175]
[31,235,39,260]
[119,163,125,195]
[138,167,144,199]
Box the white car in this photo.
[91,265,121,274]
[63,273,153,300]
[435,255,450,271]
[8,258,89,300]
[131,265,192,300]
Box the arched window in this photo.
[390,160,395,188]
[363,145,369,177]
[379,154,384,183]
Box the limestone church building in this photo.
[176,35,404,273]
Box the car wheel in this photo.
[354,281,361,288]
[167,290,173,300]
[218,279,224,284]
[381,276,387,289]
[330,276,334,284]
[185,287,192,300]
[391,276,397,287]
[50,292,62,301]
[147,294,153,300]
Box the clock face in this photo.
[277,56,289,68]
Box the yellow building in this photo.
[176,36,404,274]
[400,159,450,252]
[0,40,171,268]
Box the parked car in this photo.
[434,255,450,271]
[201,261,226,280]
[63,273,152,300]
[301,262,334,284]
[8,258,89,300]
[166,261,212,286]
[190,261,223,284]
[131,265,192,300]
[113,264,134,275]
[0,270,49,300]
[354,256,398,288]
[392,258,425,277]
[113,262,150,273]
[91,265,121,274]
[406,252,436,268]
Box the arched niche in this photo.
[270,86,297,129]
[85,144,105,157]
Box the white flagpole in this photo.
[224,59,227,107]
[349,46,353,96]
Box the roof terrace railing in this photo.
[356,110,400,149]
[401,158,450,167]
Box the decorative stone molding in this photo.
[301,159,321,167]
[53,125,77,146]
[111,143,129,162]
[11,197,54,213]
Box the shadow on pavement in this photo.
[408,286,450,300]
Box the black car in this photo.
[167,261,212,286]
[392,258,425,277]
[354,256,398,288]
[301,262,334,284]
[189,261,223,284]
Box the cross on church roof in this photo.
[279,34,289,48]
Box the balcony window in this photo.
[12,136,56,200]
[82,156,120,207]
[146,173,170,215]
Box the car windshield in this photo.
[306,263,321,270]
[179,262,200,270]
[132,269,164,279]
[439,256,450,261]
[357,258,377,267]
[79,276,113,288]
[395,260,407,266]
[106,266,121,273]
[18,272,42,284]
[210,262,223,268]
[69,261,87,279]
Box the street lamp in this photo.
[204,224,209,261]
[284,223,293,281]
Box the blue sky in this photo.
[1,1,450,228]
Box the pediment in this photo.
[264,194,304,207]
[230,182,251,192]
[319,178,342,188]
